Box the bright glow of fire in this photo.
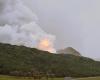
[38,38,56,53]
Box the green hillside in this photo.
[0,43,100,78]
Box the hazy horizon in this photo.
[23,0,100,59]
[0,0,100,59]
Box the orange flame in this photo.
[38,38,56,53]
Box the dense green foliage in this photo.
[0,43,100,77]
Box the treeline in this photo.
[0,43,100,77]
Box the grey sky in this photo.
[81,0,100,59]
[23,0,100,59]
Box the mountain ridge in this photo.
[0,43,100,77]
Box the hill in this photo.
[0,43,100,77]
[57,47,81,56]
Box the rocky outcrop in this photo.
[57,47,81,56]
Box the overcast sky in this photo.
[23,0,100,59]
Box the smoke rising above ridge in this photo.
[0,0,56,53]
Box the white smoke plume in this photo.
[0,0,56,53]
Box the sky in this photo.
[81,0,100,59]
[23,0,100,59]
[23,0,82,51]
[0,0,100,59]
[0,0,56,53]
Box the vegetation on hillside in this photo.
[0,43,100,78]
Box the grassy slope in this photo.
[0,75,33,80]
[77,77,100,80]
[0,75,100,80]
[0,75,64,80]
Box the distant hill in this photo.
[0,43,100,77]
[57,47,81,56]
[94,58,100,61]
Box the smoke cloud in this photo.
[0,0,56,53]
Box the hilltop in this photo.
[57,47,81,56]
